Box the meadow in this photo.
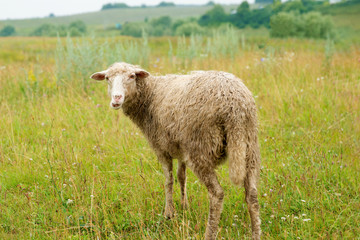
[0,30,359,239]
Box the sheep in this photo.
[90,62,261,240]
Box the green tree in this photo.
[157,2,175,7]
[101,3,129,10]
[234,1,251,28]
[198,5,227,26]
[0,25,15,36]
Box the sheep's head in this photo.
[90,62,150,110]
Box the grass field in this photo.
[0,33,359,239]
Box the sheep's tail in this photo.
[227,127,260,187]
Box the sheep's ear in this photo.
[135,69,150,79]
[90,70,107,81]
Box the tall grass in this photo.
[0,33,359,239]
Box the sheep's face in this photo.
[90,62,149,110]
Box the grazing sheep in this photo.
[90,62,261,240]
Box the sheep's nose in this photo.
[113,94,123,103]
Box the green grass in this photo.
[0,34,359,239]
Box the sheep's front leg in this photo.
[177,160,189,209]
[160,157,174,219]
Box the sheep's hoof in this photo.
[181,199,189,210]
[164,206,174,219]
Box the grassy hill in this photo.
[0,5,236,35]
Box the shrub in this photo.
[270,12,299,38]
[302,11,334,38]
[270,11,335,39]
[0,25,16,36]
[31,24,58,37]
[68,20,87,36]
[121,22,148,37]
[175,22,204,36]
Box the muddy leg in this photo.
[177,160,189,209]
[159,156,174,219]
[245,171,261,240]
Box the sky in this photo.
[0,0,252,20]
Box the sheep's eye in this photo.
[129,74,135,79]
[105,76,109,80]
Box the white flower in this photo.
[302,214,306,216]
[90,195,94,198]
[301,200,306,203]
[294,216,299,219]
[281,217,286,221]
[66,199,74,205]
[263,193,267,197]
[303,219,311,222]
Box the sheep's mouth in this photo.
[111,103,122,109]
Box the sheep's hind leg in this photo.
[187,159,224,240]
[177,160,189,209]
[245,170,261,240]
[159,156,174,219]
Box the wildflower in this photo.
[294,216,299,219]
[62,128,66,132]
[303,219,311,222]
[260,58,265,62]
[263,193,267,197]
[41,122,45,126]
[270,215,274,218]
[281,217,286,221]
[63,184,67,188]
[29,158,33,161]
[302,214,306,216]
[269,189,273,192]
[45,175,49,178]
[269,221,272,224]
[301,200,306,203]
[90,195,94,198]
[66,199,74,205]
[96,104,101,108]
[280,199,283,202]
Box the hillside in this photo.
[0,5,236,34]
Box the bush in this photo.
[31,24,58,37]
[302,11,334,38]
[121,22,148,37]
[30,21,87,37]
[68,20,87,36]
[270,12,299,38]
[270,11,335,39]
[0,25,16,36]
[175,22,204,36]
